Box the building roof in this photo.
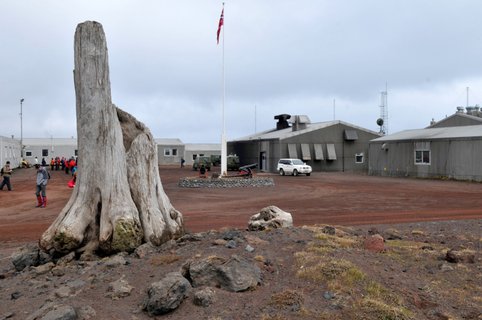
[231,120,380,142]
[185,143,221,151]
[154,138,184,145]
[372,125,482,142]
[427,112,482,128]
[23,138,77,146]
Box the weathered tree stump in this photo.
[40,21,183,255]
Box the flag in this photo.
[217,7,224,44]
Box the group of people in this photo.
[0,155,78,208]
[48,156,77,175]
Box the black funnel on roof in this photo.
[274,114,291,130]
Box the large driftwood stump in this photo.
[40,21,183,254]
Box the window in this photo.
[42,149,49,157]
[415,150,430,165]
[355,153,364,163]
[164,148,178,157]
[26,151,32,157]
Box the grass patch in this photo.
[297,258,365,289]
[269,289,304,311]
[359,298,413,320]
[313,233,358,249]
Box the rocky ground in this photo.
[0,219,480,320]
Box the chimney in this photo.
[456,106,465,113]
[274,114,291,130]
[466,106,475,115]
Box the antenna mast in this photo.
[379,84,388,135]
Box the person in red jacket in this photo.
[69,158,76,175]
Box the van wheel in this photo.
[293,169,299,176]
[279,169,285,176]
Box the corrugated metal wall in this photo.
[369,138,482,181]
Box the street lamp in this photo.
[20,98,24,158]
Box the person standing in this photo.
[35,163,49,208]
[0,161,13,191]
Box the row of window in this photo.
[163,148,178,156]
[24,149,79,157]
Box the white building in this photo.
[0,136,21,168]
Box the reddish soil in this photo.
[1,165,481,248]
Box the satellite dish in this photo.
[376,118,384,126]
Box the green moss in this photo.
[53,232,80,252]
[111,219,142,252]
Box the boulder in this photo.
[363,234,385,252]
[193,288,215,307]
[183,255,261,292]
[107,276,133,299]
[11,243,51,271]
[248,206,293,231]
[41,305,77,320]
[445,249,475,264]
[143,272,191,316]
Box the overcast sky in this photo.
[2,1,482,143]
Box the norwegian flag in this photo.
[217,7,224,44]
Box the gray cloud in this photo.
[1,1,482,143]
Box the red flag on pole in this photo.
[217,7,224,44]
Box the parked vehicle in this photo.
[277,158,312,176]
[227,154,240,171]
[211,155,221,166]
[193,156,212,171]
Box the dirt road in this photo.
[1,165,481,246]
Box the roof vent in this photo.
[274,114,291,130]
[290,115,311,131]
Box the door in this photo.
[260,152,266,171]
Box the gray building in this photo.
[369,107,482,181]
[156,139,185,165]
[23,138,78,164]
[428,106,482,128]
[184,143,221,166]
[9,137,220,167]
[228,114,380,173]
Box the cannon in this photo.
[236,163,257,178]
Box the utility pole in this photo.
[20,98,24,158]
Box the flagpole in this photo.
[220,2,227,176]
